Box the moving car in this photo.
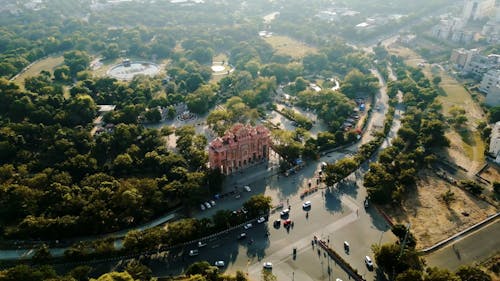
[244,223,253,229]
[188,250,199,256]
[280,209,290,217]
[365,256,374,269]
[263,262,273,269]
[197,241,207,248]
[257,217,266,223]
[238,233,247,240]
[244,185,251,192]
[344,241,350,252]
[214,261,225,267]
[302,201,311,208]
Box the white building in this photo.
[489,122,500,163]
[480,69,500,93]
[462,0,496,22]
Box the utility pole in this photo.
[399,223,411,259]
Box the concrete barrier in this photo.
[421,212,499,253]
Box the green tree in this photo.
[261,269,277,281]
[32,244,52,264]
[63,50,91,77]
[125,260,152,281]
[424,267,460,281]
[91,271,135,281]
[396,269,423,281]
[456,265,491,281]
[243,194,272,217]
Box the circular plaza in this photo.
[107,59,160,80]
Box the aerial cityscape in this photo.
[0,0,499,280]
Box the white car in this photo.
[200,204,206,211]
[365,256,374,268]
[188,250,199,256]
[336,279,343,281]
[204,202,211,209]
[257,217,266,223]
[263,262,273,269]
[244,185,251,192]
[244,223,253,229]
[214,261,225,267]
[302,201,311,208]
[280,209,290,217]
[197,241,207,248]
[210,200,216,206]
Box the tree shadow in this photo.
[323,188,343,213]
[336,176,359,198]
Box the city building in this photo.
[208,123,271,174]
[479,69,500,93]
[485,85,500,106]
[450,48,478,69]
[451,48,500,76]
[489,122,500,163]
[462,0,496,22]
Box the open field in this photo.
[382,171,497,249]
[263,35,317,59]
[388,44,486,173]
[12,55,64,89]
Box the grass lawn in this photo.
[13,55,64,89]
[263,35,317,59]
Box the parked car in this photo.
[263,262,273,269]
[273,219,281,227]
[257,217,266,223]
[364,198,369,208]
[244,185,251,192]
[188,250,199,256]
[244,223,253,230]
[365,256,374,269]
[302,201,311,208]
[198,241,207,248]
[214,261,225,267]
[283,219,292,227]
[204,202,211,209]
[238,233,247,240]
[210,200,216,206]
[280,209,290,217]
[336,279,343,281]
[200,204,206,211]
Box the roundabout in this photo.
[107,59,160,80]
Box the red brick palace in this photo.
[208,123,271,174]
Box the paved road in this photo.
[425,219,500,271]
[152,66,399,280]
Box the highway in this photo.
[425,219,500,271]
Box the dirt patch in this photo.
[382,171,497,249]
[479,164,500,185]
